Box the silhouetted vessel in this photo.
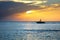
[36,19,45,23]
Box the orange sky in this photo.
[5,7,60,21]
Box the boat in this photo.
[36,19,45,23]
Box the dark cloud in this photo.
[0,1,40,20]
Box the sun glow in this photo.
[26,10,35,14]
[5,8,60,21]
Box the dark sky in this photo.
[0,1,40,20]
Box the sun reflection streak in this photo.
[24,23,33,30]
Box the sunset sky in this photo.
[0,0,60,21]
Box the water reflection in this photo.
[0,30,60,40]
[0,22,60,30]
[0,22,60,40]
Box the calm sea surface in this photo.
[0,21,60,40]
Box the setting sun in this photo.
[26,10,35,14]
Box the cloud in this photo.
[29,1,47,6]
[0,0,11,1]
[0,1,40,20]
[46,0,60,5]
[0,0,60,6]
[0,0,60,21]
[12,0,47,6]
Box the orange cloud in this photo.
[4,7,60,21]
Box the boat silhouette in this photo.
[36,19,45,23]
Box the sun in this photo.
[26,10,35,14]
[26,11,32,14]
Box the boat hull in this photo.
[36,22,45,24]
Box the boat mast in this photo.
[40,19,42,22]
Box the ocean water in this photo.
[0,21,60,40]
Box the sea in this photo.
[0,21,60,40]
